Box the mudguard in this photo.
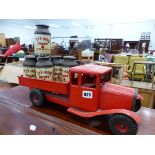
[67,107,141,124]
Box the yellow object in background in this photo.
[127,56,146,81]
[113,55,129,71]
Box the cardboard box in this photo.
[6,38,16,47]
[0,33,6,47]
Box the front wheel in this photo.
[108,114,138,135]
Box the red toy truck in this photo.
[18,64,143,135]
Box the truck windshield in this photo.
[81,74,96,88]
[100,71,111,85]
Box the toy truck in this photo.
[18,64,143,135]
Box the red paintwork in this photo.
[100,83,134,110]
[115,123,128,133]
[69,71,101,111]
[18,64,142,125]
[4,43,21,57]
[70,85,100,111]
[67,108,141,124]
[70,64,112,75]
[45,93,70,107]
[18,76,69,95]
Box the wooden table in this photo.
[0,86,155,135]
[95,61,124,84]
[130,61,155,108]
[121,79,155,108]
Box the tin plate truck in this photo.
[18,64,143,135]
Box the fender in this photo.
[67,107,141,124]
[137,94,144,100]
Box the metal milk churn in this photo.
[34,25,51,56]
[23,55,37,78]
[62,56,78,83]
[51,55,62,82]
[36,56,53,81]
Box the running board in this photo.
[67,107,141,123]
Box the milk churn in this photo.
[34,25,51,56]
[62,56,78,83]
[36,56,53,81]
[23,55,37,78]
[51,55,62,82]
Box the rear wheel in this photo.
[108,114,138,135]
[29,89,45,107]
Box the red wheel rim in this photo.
[115,122,128,133]
[32,95,39,102]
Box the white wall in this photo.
[0,25,34,45]
[111,21,155,49]
[51,24,111,44]
[149,23,155,50]
[1,21,155,49]
[111,23,151,40]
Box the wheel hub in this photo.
[32,95,39,102]
[115,122,128,133]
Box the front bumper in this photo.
[132,88,142,112]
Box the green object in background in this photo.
[127,56,146,81]
[12,53,25,58]
[113,55,129,65]
[146,57,155,71]
[14,37,20,44]
[145,57,155,82]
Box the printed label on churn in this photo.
[53,66,62,82]
[34,34,51,55]
[61,67,70,83]
[23,67,36,78]
[36,67,53,81]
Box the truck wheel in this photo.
[29,89,45,107]
[108,114,138,135]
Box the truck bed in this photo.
[18,76,69,95]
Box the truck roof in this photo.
[70,64,112,75]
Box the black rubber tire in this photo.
[29,89,45,107]
[134,99,141,112]
[108,114,138,135]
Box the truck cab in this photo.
[69,64,142,112]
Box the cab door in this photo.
[70,73,99,112]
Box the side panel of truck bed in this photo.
[18,76,69,95]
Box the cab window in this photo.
[71,72,79,85]
[100,71,111,84]
[81,74,96,88]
